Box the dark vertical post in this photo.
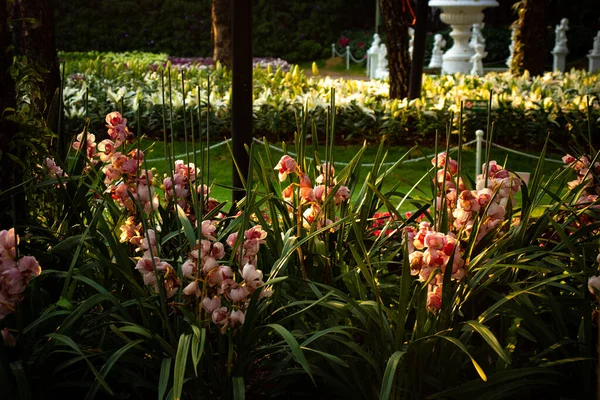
[409,0,429,99]
[231,0,253,204]
[375,0,380,34]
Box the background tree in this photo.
[0,0,16,197]
[212,0,232,69]
[19,0,60,130]
[409,0,428,99]
[510,0,549,76]
[379,0,414,99]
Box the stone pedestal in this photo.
[367,52,378,79]
[429,0,498,74]
[552,50,567,72]
[588,54,600,73]
[429,53,443,69]
[552,19,569,73]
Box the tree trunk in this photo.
[212,0,232,70]
[231,0,252,203]
[511,0,549,76]
[379,0,412,99]
[0,0,16,196]
[409,0,428,99]
[20,0,60,131]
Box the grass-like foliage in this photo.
[0,76,599,400]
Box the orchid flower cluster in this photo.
[68,111,161,216]
[134,229,181,298]
[458,160,520,241]
[180,224,271,333]
[275,155,350,229]
[44,157,67,180]
[0,229,42,320]
[371,211,424,237]
[70,112,134,163]
[433,153,520,242]
[562,154,600,216]
[161,161,220,224]
[126,160,223,302]
[403,153,521,312]
[405,222,466,312]
[41,111,275,335]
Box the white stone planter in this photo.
[429,0,498,74]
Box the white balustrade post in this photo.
[475,130,484,177]
[552,18,569,72]
[331,44,336,59]
[588,31,600,73]
[346,47,350,70]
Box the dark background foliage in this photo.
[54,0,376,62]
[52,0,600,64]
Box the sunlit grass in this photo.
[139,137,564,210]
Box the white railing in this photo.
[253,135,562,175]
[136,136,561,178]
[331,44,367,70]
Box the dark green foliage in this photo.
[55,0,375,62]
[55,0,212,57]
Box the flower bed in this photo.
[60,52,600,148]
[2,108,599,398]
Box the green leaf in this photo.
[427,367,565,399]
[435,335,487,382]
[8,361,31,400]
[56,297,74,310]
[233,376,245,400]
[159,358,172,400]
[23,310,72,334]
[301,347,349,368]
[461,321,511,364]
[396,232,413,348]
[265,324,313,382]
[379,351,405,400]
[173,334,192,400]
[539,357,593,367]
[191,327,206,376]
[85,339,144,400]
[46,334,114,396]
[177,206,196,249]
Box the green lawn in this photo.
[139,137,565,211]
[297,57,368,79]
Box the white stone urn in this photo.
[430,0,498,74]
